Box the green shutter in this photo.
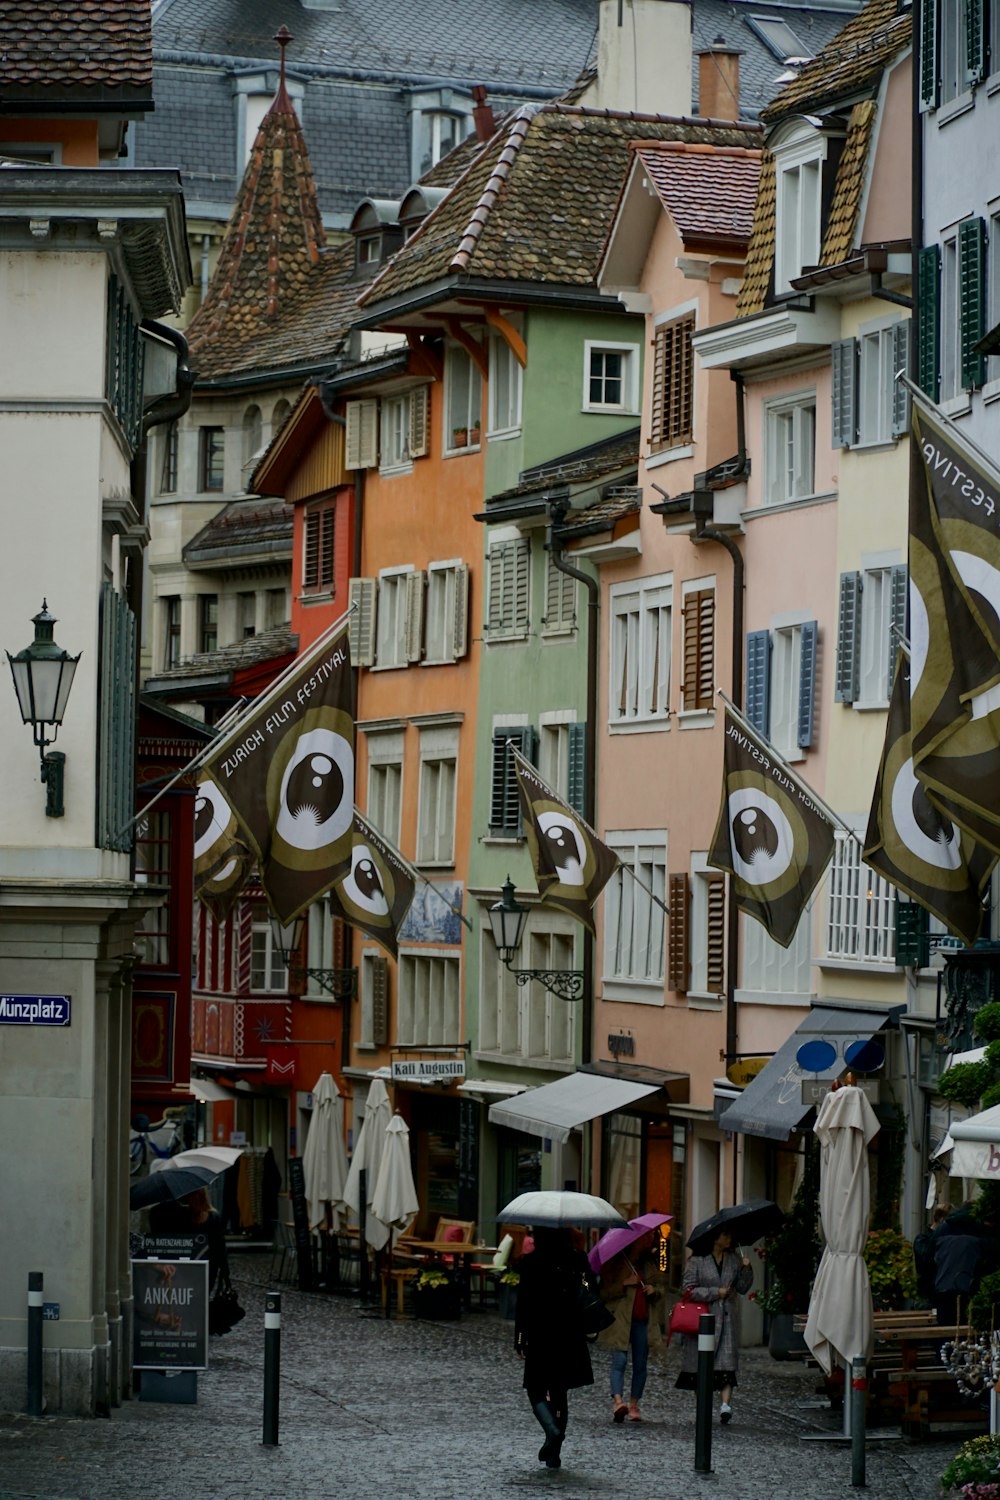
[917,245,941,401]
[891,321,912,437]
[920,0,939,108]
[97,583,137,852]
[567,722,587,815]
[959,217,987,389]
[966,0,984,84]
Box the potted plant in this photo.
[469,420,481,446]
[498,1267,519,1320]
[413,1265,461,1320]
[864,1227,917,1311]
[451,426,468,449]
[940,1432,1000,1495]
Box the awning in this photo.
[457,1080,528,1100]
[488,1071,660,1144]
[187,1076,236,1103]
[949,1103,1000,1177]
[718,1003,900,1143]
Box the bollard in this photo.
[26,1272,43,1417]
[262,1291,281,1447]
[850,1356,867,1488]
[694,1311,715,1475]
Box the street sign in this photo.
[801,1079,880,1105]
[391,1057,466,1082]
[0,994,70,1026]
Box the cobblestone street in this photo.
[0,1257,972,1500]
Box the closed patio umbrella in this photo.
[804,1083,880,1378]
[344,1076,393,1252]
[302,1072,349,1232]
[370,1113,419,1244]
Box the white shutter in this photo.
[405,569,426,663]
[451,563,469,659]
[346,399,378,469]
[409,386,430,458]
[513,537,530,635]
[348,576,377,666]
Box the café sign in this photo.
[725,1056,769,1088]
[0,994,70,1026]
[391,1057,466,1082]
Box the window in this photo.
[739,909,813,999]
[831,323,911,448]
[376,568,415,668]
[135,807,172,966]
[745,619,818,758]
[238,591,256,639]
[397,950,460,1045]
[680,584,714,714]
[649,313,694,451]
[990,205,1000,385]
[250,916,288,992]
[199,595,218,655]
[486,536,530,641]
[488,335,523,436]
[159,421,178,493]
[826,829,895,963]
[163,596,181,669]
[479,920,575,1063]
[271,398,291,438]
[542,551,577,637]
[444,345,482,453]
[359,950,389,1047]
[584,341,638,413]
[417,726,458,865]
[603,832,667,987]
[380,394,411,472]
[940,0,972,102]
[266,588,286,628]
[366,729,404,846]
[933,222,987,400]
[746,14,810,60]
[490,723,535,836]
[610,575,672,726]
[667,860,726,997]
[539,715,585,810]
[776,157,821,292]
[764,392,815,504]
[416,110,468,176]
[199,427,225,492]
[424,561,469,663]
[836,563,907,706]
[242,404,262,478]
[305,898,337,1002]
[303,501,335,593]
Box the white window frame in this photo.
[375,566,413,669]
[772,122,826,293]
[304,896,336,1002]
[366,728,404,846]
[397,947,461,1046]
[770,621,805,761]
[764,390,816,505]
[858,552,902,709]
[609,574,672,730]
[857,318,897,446]
[409,91,474,179]
[538,710,576,802]
[487,333,523,438]
[424,559,463,664]
[379,394,412,474]
[478,918,575,1064]
[358,949,381,1048]
[941,0,970,103]
[825,825,896,965]
[250,917,288,993]
[602,830,667,997]
[444,344,482,454]
[416,726,458,866]
[582,340,639,414]
[737,909,813,1004]
[988,202,1000,391]
[941,230,961,403]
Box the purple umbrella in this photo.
[589,1212,672,1274]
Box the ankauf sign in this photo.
[132,1259,208,1370]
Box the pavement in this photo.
[0,1254,975,1500]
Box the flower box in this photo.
[413,1270,461,1320]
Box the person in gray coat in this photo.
[674,1229,753,1423]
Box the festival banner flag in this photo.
[707,707,835,948]
[200,623,355,924]
[513,747,620,933]
[326,810,416,958]
[864,654,993,946]
[192,775,253,923]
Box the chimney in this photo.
[472,85,495,143]
[697,40,741,120]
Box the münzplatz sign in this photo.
[391,1057,466,1082]
[0,994,70,1026]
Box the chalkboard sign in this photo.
[287,1157,314,1291]
[458,1098,479,1220]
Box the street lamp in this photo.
[6,601,81,818]
[268,910,358,999]
[487,877,585,1002]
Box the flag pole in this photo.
[717,693,862,846]
[116,697,248,840]
[353,809,473,933]
[899,372,1000,481]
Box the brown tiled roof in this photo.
[418,124,498,188]
[558,486,642,534]
[360,104,761,308]
[633,141,761,246]
[0,1,152,96]
[820,100,877,265]
[149,624,297,684]
[735,151,776,317]
[186,66,327,380]
[761,0,911,124]
[487,429,640,504]
[183,497,292,565]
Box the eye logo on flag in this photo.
[537,810,587,887]
[512,748,620,933]
[326,810,416,958]
[193,777,237,874]
[270,717,355,866]
[728,786,795,886]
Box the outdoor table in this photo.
[405,1240,490,1311]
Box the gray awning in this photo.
[718,1004,900,1143]
[488,1072,660,1144]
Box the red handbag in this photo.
[667,1289,710,1343]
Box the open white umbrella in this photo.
[804,1084,880,1377]
[498,1189,626,1229]
[344,1076,393,1251]
[149,1145,244,1175]
[302,1072,349,1232]
[370,1113,419,1245]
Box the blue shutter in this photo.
[567,722,587,815]
[745,631,771,735]
[835,572,862,704]
[831,339,858,448]
[891,321,912,438]
[797,621,818,748]
[888,564,908,698]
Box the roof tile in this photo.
[735,151,776,316]
[819,99,877,265]
[761,0,910,123]
[0,1,152,94]
[633,140,761,245]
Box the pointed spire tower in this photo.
[187,26,326,377]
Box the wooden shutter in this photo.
[649,312,695,451]
[490,726,534,834]
[451,563,470,659]
[567,722,586,815]
[487,537,529,637]
[959,217,987,390]
[371,956,389,1046]
[303,511,320,589]
[682,589,714,711]
[891,321,912,438]
[965,0,984,85]
[668,873,690,994]
[745,630,771,735]
[835,572,862,704]
[348,576,377,667]
[404,569,426,663]
[917,245,940,401]
[345,399,378,469]
[830,338,857,448]
[319,507,334,586]
[706,875,727,995]
[409,385,430,458]
[303,506,334,590]
[486,540,509,634]
[888,564,908,698]
[919,0,939,109]
[797,620,818,748]
[513,537,530,635]
[544,550,576,630]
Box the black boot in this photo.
[531,1399,563,1466]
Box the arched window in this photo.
[271,399,291,439]
[242,404,262,482]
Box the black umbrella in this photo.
[686,1199,783,1255]
[129,1164,218,1210]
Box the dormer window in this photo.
[408,89,474,179]
[349,199,404,280]
[769,117,840,295]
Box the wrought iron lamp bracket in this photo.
[290,965,358,1000]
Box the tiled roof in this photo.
[418,126,497,188]
[486,429,640,504]
[819,99,877,265]
[557,486,642,534]
[761,0,910,123]
[633,140,761,245]
[0,1,152,95]
[360,105,761,308]
[183,497,292,565]
[186,62,328,379]
[148,623,297,684]
[735,150,776,316]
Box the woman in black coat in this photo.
[514,1227,594,1469]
